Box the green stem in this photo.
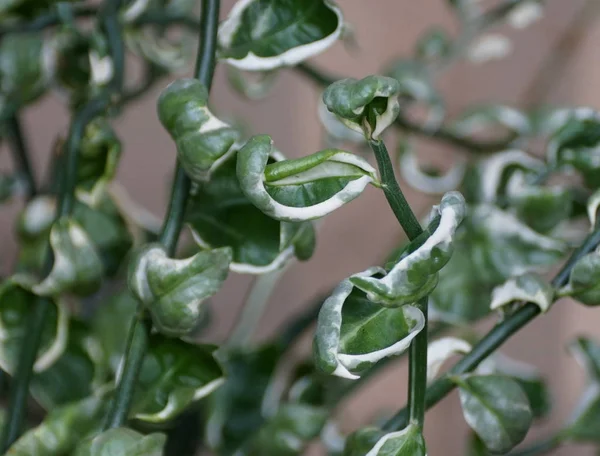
[102,0,221,430]
[101,0,126,95]
[383,223,600,432]
[369,138,428,428]
[5,115,36,199]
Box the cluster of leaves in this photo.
[2,0,600,455]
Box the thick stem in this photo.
[102,0,221,430]
[369,138,428,428]
[6,115,36,199]
[383,224,600,432]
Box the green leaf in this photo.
[351,192,466,305]
[314,268,425,379]
[0,33,46,118]
[490,273,554,314]
[564,384,600,443]
[217,0,343,71]
[239,404,328,456]
[205,344,282,454]
[32,217,104,297]
[7,395,106,456]
[131,335,224,423]
[128,244,231,336]
[157,79,239,182]
[237,135,378,222]
[0,278,67,375]
[467,433,488,456]
[559,249,600,306]
[343,424,426,456]
[323,75,400,139]
[588,188,600,228]
[452,374,533,454]
[547,109,600,188]
[568,337,600,383]
[187,151,315,274]
[73,428,166,456]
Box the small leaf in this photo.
[564,383,600,443]
[453,374,533,453]
[343,424,426,456]
[490,273,554,314]
[323,75,400,139]
[415,27,452,61]
[559,250,600,306]
[128,244,231,336]
[217,0,343,71]
[7,395,106,455]
[187,151,315,274]
[237,135,378,222]
[314,268,425,379]
[73,428,166,456]
[351,192,466,306]
[568,337,600,383]
[426,337,471,383]
[157,79,239,181]
[450,106,530,144]
[131,335,224,423]
[34,217,104,297]
[318,99,366,145]
[0,278,68,375]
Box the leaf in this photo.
[131,335,224,423]
[350,192,466,305]
[415,26,452,61]
[217,0,343,71]
[7,395,106,456]
[453,374,533,453]
[33,217,104,297]
[157,79,239,182]
[490,273,554,314]
[314,268,425,379]
[568,337,600,383]
[73,428,166,456]
[559,249,600,306]
[128,244,231,336]
[450,105,530,143]
[237,135,378,222]
[343,424,426,456]
[588,188,600,228]
[318,99,366,144]
[239,404,328,456]
[564,383,600,443]
[547,109,600,188]
[426,337,471,383]
[187,151,315,274]
[0,278,68,375]
[323,75,400,139]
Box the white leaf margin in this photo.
[426,337,472,383]
[490,273,554,313]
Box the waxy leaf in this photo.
[239,404,328,456]
[314,268,425,379]
[157,79,239,181]
[559,249,600,306]
[187,151,315,274]
[318,99,366,145]
[33,217,104,297]
[427,337,471,383]
[0,278,67,375]
[490,273,554,314]
[453,374,533,453]
[217,0,343,71]
[344,424,426,456]
[237,134,378,222]
[352,192,466,306]
[323,75,400,139]
[73,428,166,456]
[129,244,231,336]
[131,335,224,423]
[8,395,106,455]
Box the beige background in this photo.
[2,0,600,454]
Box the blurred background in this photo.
[2,0,600,454]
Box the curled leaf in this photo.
[313,268,425,380]
[558,249,600,306]
[217,0,343,71]
[351,192,466,306]
[451,106,530,144]
[318,100,366,145]
[452,374,532,454]
[34,217,104,297]
[427,337,471,383]
[129,244,231,336]
[323,75,400,139]
[237,135,378,222]
[73,428,166,456]
[344,424,426,456]
[158,78,239,181]
[490,273,554,313]
[588,188,600,229]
